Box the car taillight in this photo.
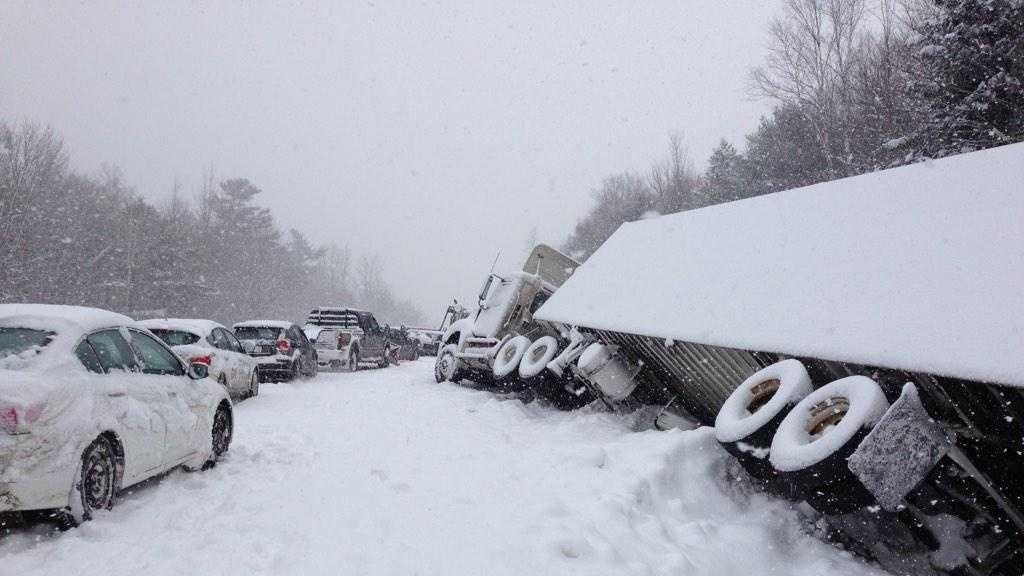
[0,404,43,435]
[190,354,213,365]
[337,333,351,348]
[277,338,292,353]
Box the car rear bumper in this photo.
[256,357,296,381]
[0,444,73,513]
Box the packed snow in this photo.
[536,142,1024,388]
[2,360,886,576]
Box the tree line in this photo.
[564,0,1024,260]
[0,122,426,327]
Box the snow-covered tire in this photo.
[770,375,890,514]
[518,336,559,379]
[714,359,812,483]
[492,336,530,379]
[64,436,119,527]
[204,404,233,470]
[435,343,464,383]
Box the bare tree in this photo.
[648,133,700,214]
[749,0,869,177]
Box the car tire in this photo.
[770,375,890,515]
[64,435,119,527]
[518,336,559,379]
[492,335,530,380]
[248,369,259,398]
[205,404,233,469]
[435,343,464,383]
[714,359,812,484]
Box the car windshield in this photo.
[148,328,201,346]
[235,326,282,341]
[0,327,55,365]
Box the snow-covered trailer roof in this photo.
[536,143,1024,388]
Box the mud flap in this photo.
[847,383,954,511]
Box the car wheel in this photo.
[769,375,889,515]
[492,335,530,380]
[207,404,233,468]
[302,356,317,379]
[348,349,360,372]
[435,343,463,383]
[65,436,119,526]
[248,369,259,398]
[714,359,812,484]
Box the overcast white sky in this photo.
[2,1,778,323]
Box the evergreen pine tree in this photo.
[914,0,1024,157]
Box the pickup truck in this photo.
[304,307,392,371]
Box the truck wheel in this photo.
[492,336,530,379]
[770,375,890,515]
[714,359,812,483]
[518,336,559,379]
[435,344,464,383]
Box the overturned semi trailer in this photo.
[535,142,1024,575]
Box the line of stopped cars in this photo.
[0,304,413,528]
[434,144,1024,576]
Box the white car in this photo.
[0,304,233,525]
[138,318,260,400]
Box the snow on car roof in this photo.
[0,304,133,369]
[0,303,131,334]
[136,318,224,336]
[233,319,294,329]
[536,143,1024,388]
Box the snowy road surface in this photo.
[1,359,885,576]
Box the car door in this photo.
[208,328,236,388]
[289,325,314,372]
[83,328,167,479]
[126,329,198,464]
[222,329,255,391]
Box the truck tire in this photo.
[492,336,530,379]
[518,336,559,379]
[714,359,812,483]
[435,344,464,383]
[769,375,890,515]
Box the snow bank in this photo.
[1,362,884,576]
[536,143,1024,387]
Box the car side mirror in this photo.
[189,362,209,380]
